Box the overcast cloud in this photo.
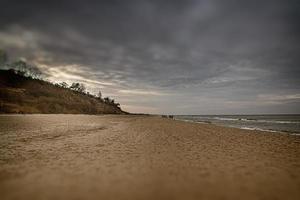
[0,0,299,114]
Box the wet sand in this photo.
[0,114,299,200]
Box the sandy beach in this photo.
[0,114,299,200]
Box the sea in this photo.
[174,115,300,135]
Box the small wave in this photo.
[175,117,300,135]
[241,119,300,124]
[256,120,300,124]
[212,117,239,121]
[239,126,279,133]
[239,127,300,135]
[291,133,300,136]
[210,117,300,124]
[174,118,195,123]
[196,120,212,124]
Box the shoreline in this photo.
[1,113,299,135]
[173,116,300,135]
[174,117,300,135]
[1,114,299,200]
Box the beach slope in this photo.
[0,115,299,200]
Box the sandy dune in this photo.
[0,115,299,200]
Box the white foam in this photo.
[239,126,279,133]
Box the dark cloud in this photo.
[0,0,299,114]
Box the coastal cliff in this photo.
[0,69,126,114]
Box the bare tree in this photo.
[70,82,86,93]
[97,91,102,99]
[103,96,120,107]
[10,60,42,79]
[103,97,110,103]
[59,82,69,88]
[78,83,86,93]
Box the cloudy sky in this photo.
[0,0,299,114]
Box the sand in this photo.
[0,114,299,200]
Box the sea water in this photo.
[175,115,300,134]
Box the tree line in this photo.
[54,81,120,107]
[0,50,121,108]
